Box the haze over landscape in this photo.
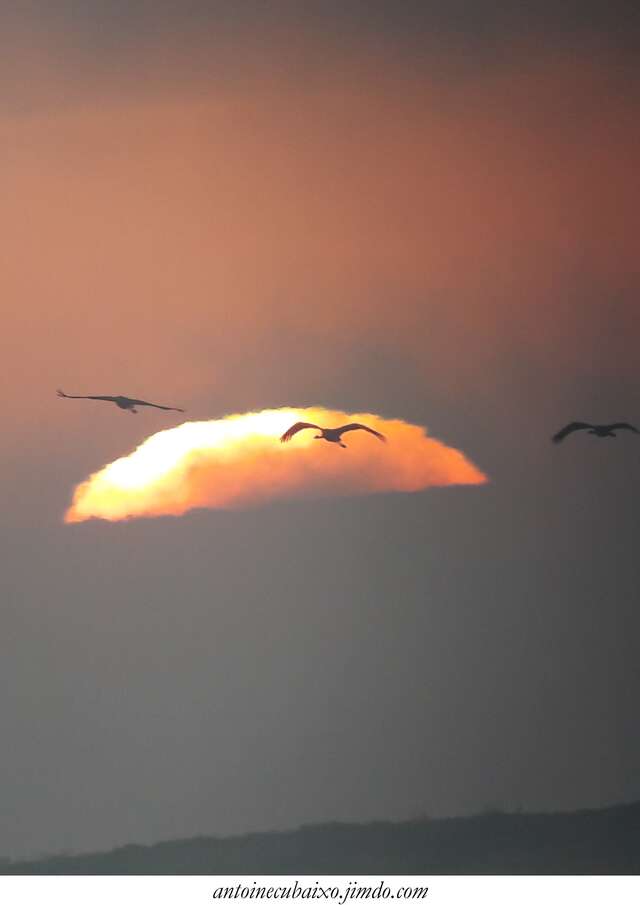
[1,1,639,864]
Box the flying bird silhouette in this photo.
[280,421,386,448]
[552,421,639,443]
[57,390,184,414]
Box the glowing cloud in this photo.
[64,407,487,523]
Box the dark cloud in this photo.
[5,0,640,45]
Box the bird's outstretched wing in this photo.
[57,389,117,402]
[551,422,593,443]
[337,422,386,442]
[280,422,322,443]
[126,398,185,412]
[606,422,639,434]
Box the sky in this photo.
[1,2,639,858]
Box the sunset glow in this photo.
[64,407,487,522]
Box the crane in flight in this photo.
[552,421,638,443]
[280,421,386,448]
[57,389,184,414]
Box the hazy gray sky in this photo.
[1,2,639,858]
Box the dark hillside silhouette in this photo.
[2,802,639,875]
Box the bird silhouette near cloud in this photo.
[57,389,184,414]
[552,421,638,443]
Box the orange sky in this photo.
[2,39,639,456]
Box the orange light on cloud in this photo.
[64,407,487,523]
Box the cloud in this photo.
[64,407,487,522]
